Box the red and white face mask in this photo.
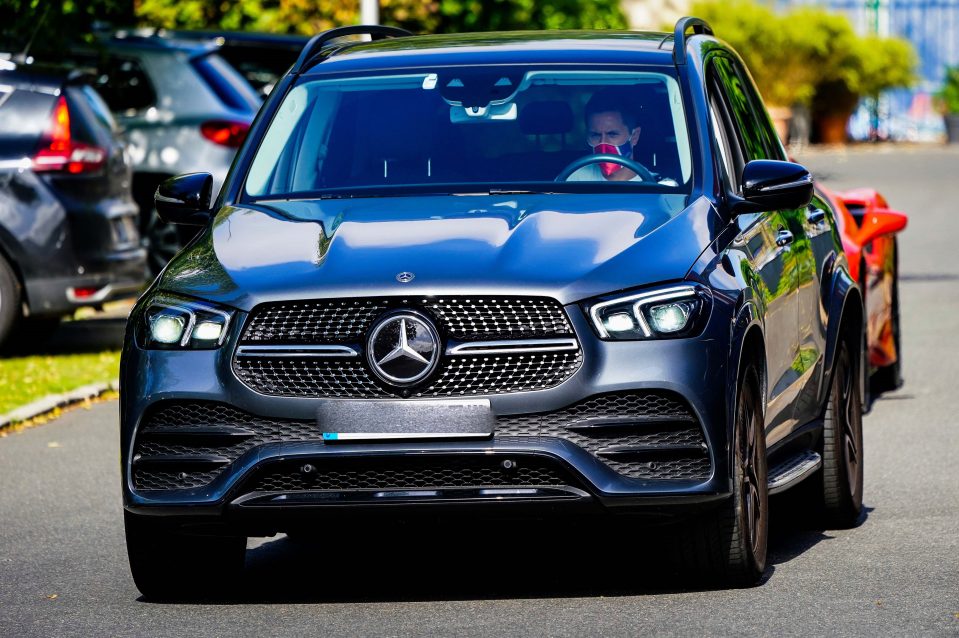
[591,141,633,177]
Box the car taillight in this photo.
[32,96,106,174]
[200,120,249,148]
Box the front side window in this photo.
[244,67,693,198]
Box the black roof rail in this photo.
[672,16,713,66]
[291,25,412,75]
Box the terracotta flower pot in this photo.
[817,113,849,145]
[766,106,793,145]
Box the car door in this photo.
[708,55,805,440]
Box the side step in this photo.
[767,450,822,495]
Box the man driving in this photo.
[567,89,646,182]
[568,90,644,182]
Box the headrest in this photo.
[519,100,574,136]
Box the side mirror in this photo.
[858,210,908,245]
[736,160,814,213]
[155,173,214,226]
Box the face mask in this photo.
[591,141,633,177]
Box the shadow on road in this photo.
[170,499,869,604]
[1,316,127,357]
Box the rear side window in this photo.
[78,85,117,133]
[0,87,56,158]
[191,53,261,113]
[92,57,156,115]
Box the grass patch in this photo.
[0,351,120,415]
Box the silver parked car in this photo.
[73,32,262,272]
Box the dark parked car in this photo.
[121,20,866,597]
[158,30,309,95]
[0,60,147,347]
[69,32,262,272]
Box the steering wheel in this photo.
[555,154,657,182]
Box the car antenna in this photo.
[15,2,52,64]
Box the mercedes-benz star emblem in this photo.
[367,313,440,386]
[396,271,415,283]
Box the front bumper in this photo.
[120,301,735,526]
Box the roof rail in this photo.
[291,25,412,74]
[672,16,713,66]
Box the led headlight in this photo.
[139,293,234,349]
[586,284,710,341]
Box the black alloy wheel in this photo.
[819,339,864,528]
[872,241,903,394]
[676,365,768,587]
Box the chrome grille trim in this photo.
[235,345,360,358]
[445,338,579,356]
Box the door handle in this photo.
[806,207,826,225]
[776,228,794,247]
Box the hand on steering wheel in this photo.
[555,154,657,182]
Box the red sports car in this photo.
[819,185,908,393]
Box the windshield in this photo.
[244,67,692,199]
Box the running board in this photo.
[767,451,822,495]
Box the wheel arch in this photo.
[823,266,866,406]
[726,295,767,481]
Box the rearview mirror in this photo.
[155,173,214,226]
[735,160,813,214]
[858,210,908,245]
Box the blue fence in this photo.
[780,0,959,140]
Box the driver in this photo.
[567,90,644,182]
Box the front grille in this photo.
[241,296,573,345]
[233,295,581,398]
[247,456,574,492]
[234,351,584,398]
[130,392,710,491]
[242,299,389,344]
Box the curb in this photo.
[0,380,119,430]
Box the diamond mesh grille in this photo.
[235,296,580,398]
[131,392,710,491]
[241,299,388,344]
[424,297,573,339]
[233,351,583,398]
[241,296,572,345]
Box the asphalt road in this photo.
[1,147,957,637]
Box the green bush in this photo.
[132,0,627,35]
[690,0,916,110]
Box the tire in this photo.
[676,365,768,587]
[124,511,246,601]
[819,339,864,528]
[0,254,21,350]
[871,241,902,394]
[144,207,182,276]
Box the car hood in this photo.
[158,193,719,311]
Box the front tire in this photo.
[125,511,246,601]
[676,365,768,587]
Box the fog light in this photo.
[604,312,635,332]
[193,320,223,342]
[149,314,185,344]
[648,302,691,333]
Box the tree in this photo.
[132,0,627,35]
[0,0,134,58]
